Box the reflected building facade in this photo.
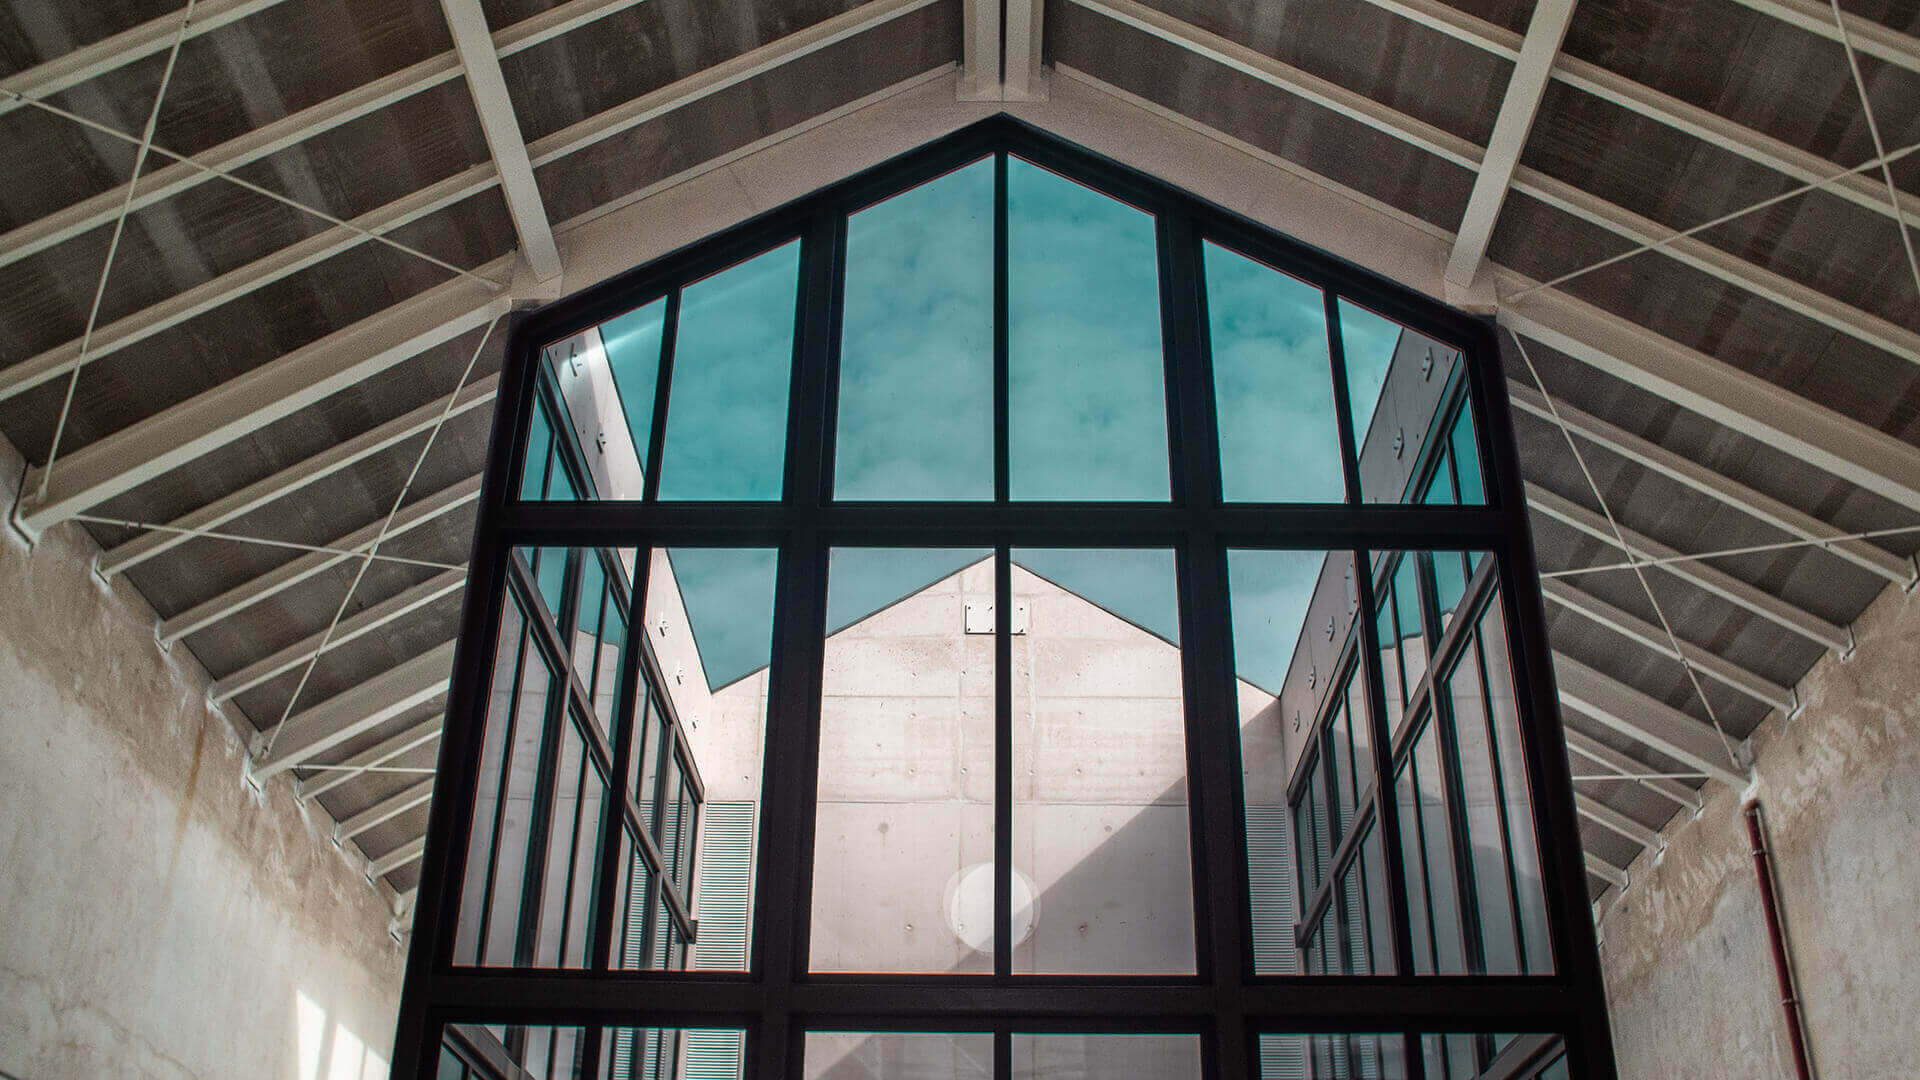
[393,120,1614,1080]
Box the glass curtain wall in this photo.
[393,120,1613,1080]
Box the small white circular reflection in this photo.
[945,863,1036,953]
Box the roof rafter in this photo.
[1445,0,1577,289]
[297,716,443,802]
[336,779,435,844]
[438,0,561,281]
[1564,728,1702,813]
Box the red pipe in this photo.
[1744,802,1814,1080]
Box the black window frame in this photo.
[390,117,1616,1080]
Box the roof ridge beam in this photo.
[0,0,292,120]
[0,0,643,272]
[297,716,443,802]
[95,376,496,578]
[1497,277,1920,515]
[1526,482,1850,652]
[1553,652,1749,788]
[251,641,457,781]
[1541,576,1796,713]
[212,567,469,704]
[1446,0,1577,289]
[12,270,508,537]
[438,0,561,281]
[1509,381,1914,584]
[155,474,480,646]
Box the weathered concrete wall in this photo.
[0,442,405,1080]
[1597,580,1920,1080]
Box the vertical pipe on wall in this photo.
[1744,802,1815,1080]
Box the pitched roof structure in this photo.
[2,0,1916,921]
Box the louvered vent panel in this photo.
[1259,1034,1309,1080]
[678,801,755,1080]
[1246,805,1298,974]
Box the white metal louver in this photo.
[1245,805,1298,975]
[681,801,757,1080]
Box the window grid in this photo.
[391,119,1614,1080]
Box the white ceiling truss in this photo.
[2,0,1917,921]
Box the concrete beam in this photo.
[1553,653,1748,789]
[0,0,291,120]
[156,475,480,647]
[1500,285,1920,515]
[1445,0,1576,289]
[368,836,428,879]
[211,568,468,704]
[1527,483,1850,652]
[1576,791,1662,850]
[439,0,562,281]
[96,378,495,578]
[253,641,457,781]
[297,716,443,802]
[1564,728,1702,814]
[13,275,507,537]
[335,779,435,843]
[1541,577,1796,714]
[1510,382,1914,586]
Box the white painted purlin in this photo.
[1577,792,1662,850]
[297,717,444,802]
[252,641,458,780]
[1445,0,1576,289]
[1554,654,1748,789]
[1564,729,1702,812]
[155,475,480,646]
[439,0,562,280]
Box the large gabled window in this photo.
[392,119,1612,1080]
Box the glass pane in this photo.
[658,241,801,500]
[1451,404,1485,505]
[837,158,995,500]
[605,1027,746,1080]
[1012,1034,1201,1080]
[1012,547,1193,973]
[1480,589,1552,972]
[1205,242,1345,502]
[1226,547,1348,974]
[804,1032,993,1080]
[1336,300,1472,505]
[811,548,995,973]
[639,547,777,973]
[1008,158,1169,500]
[539,298,664,501]
[1258,1033,1408,1079]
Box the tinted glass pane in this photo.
[804,1032,992,1080]
[1337,300,1472,504]
[601,299,667,472]
[837,158,995,500]
[1227,547,1347,974]
[1013,1034,1201,1080]
[1012,547,1194,973]
[541,298,662,501]
[658,242,800,500]
[1008,158,1168,500]
[1451,404,1485,505]
[811,548,995,973]
[1205,243,1344,502]
[1338,299,1399,456]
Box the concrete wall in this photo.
[1597,580,1920,1080]
[0,442,405,1080]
